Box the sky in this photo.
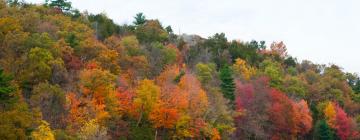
[27,0,360,73]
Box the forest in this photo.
[1,0,360,139]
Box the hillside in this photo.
[0,1,360,139]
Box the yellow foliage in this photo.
[232,58,256,80]
[134,79,160,114]
[324,102,337,128]
[78,119,109,140]
[31,121,55,140]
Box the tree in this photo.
[145,42,178,77]
[165,25,173,34]
[177,74,209,138]
[346,73,360,94]
[235,77,272,139]
[0,103,34,139]
[149,101,179,129]
[79,66,116,104]
[294,100,313,136]
[46,0,72,11]
[133,13,146,26]
[229,40,264,66]
[78,119,109,140]
[204,33,230,68]
[30,82,66,129]
[232,58,256,81]
[31,120,55,140]
[135,20,168,43]
[88,13,121,40]
[0,68,15,104]
[335,106,352,140]
[219,65,235,102]
[133,79,160,126]
[282,76,307,98]
[195,63,216,85]
[269,41,288,58]
[260,58,284,89]
[23,47,54,85]
[78,66,116,123]
[324,102,337,128]
[268,89,298,138]
[315,120,334,140]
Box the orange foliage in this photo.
[149,101,179,129]
[294,100,313,135]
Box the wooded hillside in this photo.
[0,0,360,139]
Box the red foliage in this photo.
[235,77,313,139]
[235,81,254,112]
[335,106,352,140]
[269,89,297,137]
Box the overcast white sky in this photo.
[27,0,360,73]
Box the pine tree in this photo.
[133,13,146,26]
[219,65,235,102]
[0,68,15,102]
[315,120,334,140]
[46,0,72,11]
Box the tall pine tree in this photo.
[219,65,235,103]
[315,120,334,140]
[0,68,15,106]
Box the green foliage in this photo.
[174,70,185,83]
[23,47,54,84]
[135,20,168,43]
[229,40,264,66]
[283,76,307,99]
[26,33,55,49]
[129,121,155,140]
[346,72,360,94]
[284,56,297,68]
[133,12,146,26]
[219,65,235,102]
[88,13,120,40]
[195,63,216,85]
[204,33,230,68]
[46,0,72,11]
[314,120,334,140]
[65,32,79,48]
[260,59,284,89]
[120,35,142,56]
[0,68,15,103]
[165,25,173,34]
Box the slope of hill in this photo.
[0,1,359,139]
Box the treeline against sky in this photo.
[1,0,360,139]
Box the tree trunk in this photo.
[136,108,143,127]
[155,129,158,140]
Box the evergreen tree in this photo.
[0,68,15,102]
[315,120,334,140]
[219,65,235,102]
[46,0,72,11]
[133,12,146,26]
